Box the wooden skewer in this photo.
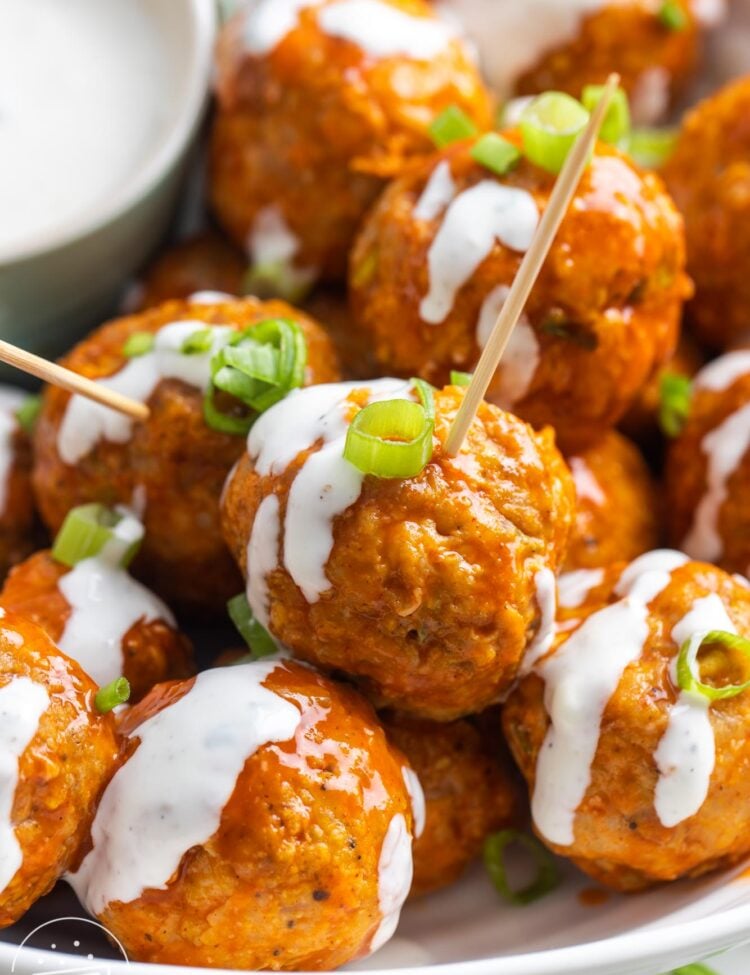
[0,340,150,422]
[444,73,621,457]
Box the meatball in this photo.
[129,232,246,312]
[664,76,750,349]
[437,0,710,123]
[221,380,575,719]
[0,387,38,582]
[665,350,750,576]
[504,551,750,891]
[349,136,690,453]
[210,0,492,283]
[564,430,661,571]
[69,658,420,969]
[0,610,119,926]
[1,512,194,702]
[382,710,526,896]
[32,296,341,616]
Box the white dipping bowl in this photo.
[0,0,216,363]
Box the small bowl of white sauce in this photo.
[0,0,216,360]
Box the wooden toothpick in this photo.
[444,73,621,457]
[0,340,150,422]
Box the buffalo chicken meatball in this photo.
[69,658,421,970]
[221,381,575,719]
[665,350,750,576]
[565,431,661,571]
[31,296,340,616]
[504,551,750,891]
[664,76,750,349]
[382,710,526,895]
[350,136,690,453]
[0,610,119,926]
[0,387,38,582]
[1,508,194,702]
[210,0,492,284]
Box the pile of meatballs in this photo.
[5,0,750,970]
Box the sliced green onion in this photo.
[628,127,678,169]
[483,830,560,905]
[15,395,41,434]
[343,379,435,479]
[470,133,521,177]
[203,318,307,435]
[227,593,278,659]
[450,371,472,387]
[582,85,631,147]
[52,504,142,569]
[95,677,131,714]
[668,965,719,975]
[677,630,750,702]
[122,332,155,358]
[428,105,478,148]
[181,328,214,355]
[520,92,590,175]
[241,261,313,305]
[659,0,688,30]
[659,372,692,437]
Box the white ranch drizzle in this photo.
[413,161,457,223]
[630,67,670,125]
[653,593,736,828]
[531,550,688,846]
[189,290,235,304]
[0,677,49,894]
[521,568,557,673]
[57,321,234,466]
[401,767,425,839]
[246,204,316,291]
[420,182,539,325]
[692,0,727,25]
[246,493,281,629]
[682,403,750,563]
[58,513,174,688]
[317,0,455,59]
[241,0,319,55]
[557,568,605,609]
[694,350,750,393]
[476,284,539,407]
[0,387,26,516]
[68,662,301,914]
[369,813,414,954]
[247,379,412,603]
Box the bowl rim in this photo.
[0,0,217,268]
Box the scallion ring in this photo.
[677,630,750,702]
[582,85,631,147]
[520,92,590,175]
[668,965,719,975]
[628,127,679,169]
[428,105,479,148]
[343,379,435,479]
[450,371,472,387]
[15,395,41,434]
[470,133,521,177]
[95,677,131,714]
[52,504,143,569]
[227,593,278,660]
[181,328,214,355]
[483,830,560,905]
[659,372,692,437]
[241,261,314,305]
[203,318,307,435]
[658,0,688,30]
[122,332,155,358]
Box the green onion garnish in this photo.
[203,318,307,435]
[668,965,719,974]
[122,332,155,358]
[658,0,688,30]
[470,133,521,177]
[241,262,313,304]
[677,630,750,702]
[95,677,131,714]
[227,593,278,659]
[181,328,214,355]
[428,105,479,148]
[52,504,142,569]
[627,127,678,169]
[343,379,435,479]
[582,85,631,147]
[520,92,590,175]
[450,371,472,387]
[659,372,692,438]
[15,395,41,434]
[483,830,560,905]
